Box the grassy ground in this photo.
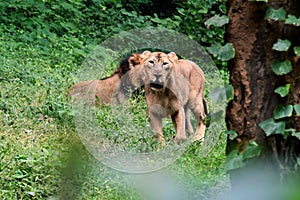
[0,41,229,199]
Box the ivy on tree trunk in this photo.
[225,0,300,184]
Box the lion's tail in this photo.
[203,98,211,127]
[203,98,209,116]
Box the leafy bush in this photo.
[0,0,229,199]
[0,0,227,62]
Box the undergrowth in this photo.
[0,0,229,199]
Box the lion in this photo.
[119,51,207,144]
[112,53,145,104]
[69,55,138,105]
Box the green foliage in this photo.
[207,43,235,61]
[210,85,233,104]
[264,7,300,27]
[0,38,74,199]
[285,15,300,26]
[0,1,230,198]
[225,150,245,171]
[294,104,300,116]
[202,8,234,63]
[225,140,261,171]
[274,84,290,97]
[259,118,286,136]
[265,7,286,21]
[225,84,234,101]
[271,60,292,75]
[225,130,238,140]
[0,0,227,53]
[226,2,300,178]
[274,105,293,119]
[294,46,300,56]
[0,0,229,81]
[0,41,228,199]
[261,6,299,144]
[205,15,229,28]
[242,141,261,160]
[0,0,155,61]
[272,39,291,52]
[292,132,300,140]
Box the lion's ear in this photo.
[167,52,179,62]
[140,51,152,59]
[128,53,141,69]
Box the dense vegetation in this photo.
[0,0,227,61]
[0,0,229,199]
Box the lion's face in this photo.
[142,52,176,91]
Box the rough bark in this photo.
[226,0,300,178]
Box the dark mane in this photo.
[100,55,131,80]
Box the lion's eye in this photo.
[149,60,154,64]
[163,62,168,65]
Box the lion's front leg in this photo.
[194,120,206,142]
[171,107,186,144]
[188,94,207,143]
[184,105,194,137]
[111,82,126,105]
[149,111,165,145]
[191,105,206,143]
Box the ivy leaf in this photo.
[285,15,300,26]
[205,15,229,28]
[177,8,185,16]
[207,43,235,61]
[225,84,234,101]
[272,39,291,51]
[242,143,261,160]
[265,7,286,21]
[274,104,293,119]
[225,150,245,171]
[294,46,300,56]
[271,60,292,75]
[297,157,300,166]
[226,130,238,140]
[291,132,300,140]
[259,118,286,136]
[274,84,290,97]
[249,140,259,146]
[294,104,300,116]
[284,128,296,139]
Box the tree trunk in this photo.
[225,0,300,187]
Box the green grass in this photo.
[0,41,229,199]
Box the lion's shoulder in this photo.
[178,59,204,73]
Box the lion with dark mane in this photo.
[69,55,138,105]
[115,51,207,144]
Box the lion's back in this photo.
[176,59,205,86]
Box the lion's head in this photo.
[140,51,178,91]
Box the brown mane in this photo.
[69,55,132,105]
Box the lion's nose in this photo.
[153,73,163,82]
[154,74,161,79]
[154,73,162,79]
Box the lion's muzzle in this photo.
[150,82,164,91]
[149,72,164,91]
[150,73,165,91]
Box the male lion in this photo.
[112,53,145,104]
[69,55,138,105]
[124,51,207,144]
